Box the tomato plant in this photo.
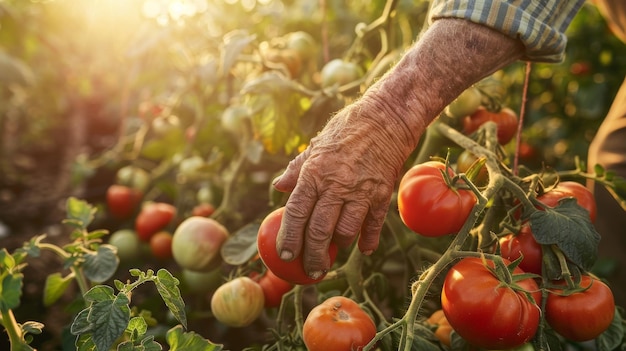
[149,231,173,260]
[256,207,339,285]
[302,296,377,351]
[210,276,265,328]
[171,216,229,272]
[106,185,143,219]
[441,257,541,349]
[462,106,518,144]
[398,161,477,237]
[256,269,294,308]
[135,202,177,241]
[499,224,543,275]
[545,275,615,341]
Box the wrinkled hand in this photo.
[272,98,418,279]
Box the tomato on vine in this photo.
[135,202,177,241]
[441,257,541,349]
[255,268,294,308]
[545,275,615,341]
[302,296,377,351]
[398,161,477,237]
[538,181,597,223]
[427,309,453,347]
[462,106,518,144]
[499,224,543,275]
[106,185,143,219]
[149,231,173,260]
[256,207,338,285]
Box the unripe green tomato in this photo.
[445,87,482,119]
[196,185,214,204]
[210,276,265,327]
[109,229,141,262]
[116,166,150,192]
[320,59,362,88]
[285,31,317,61]
[178,156,205,178]
[181,268,222,294]
[151,114,181,136]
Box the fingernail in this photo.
[309,270,325,280]
[272,175,282,186]
[362,250,374,256]
[279,250,293,261]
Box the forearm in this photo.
[361,19,525,159]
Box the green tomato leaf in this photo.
[75,333,97,351]
[83,245,119,283]
[127,316,148,339]
[596,308,624,351]
[220,29,256,76]
[166,325,223,351]
[87,293,131,351]
[220,222,260,266]
[64,197,96,229]
[155,269,187,329]
[529,198,600,271]
[1,273,23,311]
[43,272,74,306]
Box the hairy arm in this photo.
[273,18,525,279]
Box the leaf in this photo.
[244,140,264,165]
[65,197,96,229]
[0,273,23,311]
[75,334,97,351]
[220,222,260,266]
[127,316,148,338]
[529,198,600,271]
[140,129,184,160]
[596,307,624,351]
[166,325,223,351]
[83,245,120,283]
[154,269,187,329]
[240,71,298,95]
[87,293,131,351]
[43,272,74,306]
[219,30,256,76]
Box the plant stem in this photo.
[1,309,24,351]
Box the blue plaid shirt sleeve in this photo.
[429,0,586,62]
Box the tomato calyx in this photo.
[482,254,540,303]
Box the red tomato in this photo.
[256,207,338,285]
[135,202,177,241]
[302,296,377,351]
[106,185,143,219]
[398,161,476,237]
[441,257,541,349]
[537,181,597,223]
[545,275,615,341]
[256,269,294,308]
[462,106,518,144]
[499,224,543,275]
[191,203,215,217]
[149,231,173,260]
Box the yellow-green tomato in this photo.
[172,216,229,272]
[108,229,141,262]
[210,276,265,327]
[320,59,362,88]
[445,86,482,119]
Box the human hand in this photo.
[272,99,416,279]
